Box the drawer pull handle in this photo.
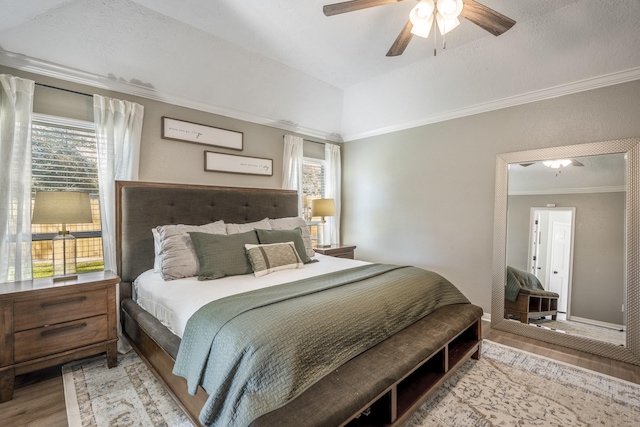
[40,296,87,308]
[40,322,87,337]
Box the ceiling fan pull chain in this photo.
[442,11,447,50]
[433,18,437,56]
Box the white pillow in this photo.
[152,228,162,272]
[268,217,315,258]
[225,218,271,235]
[156,220,226,280]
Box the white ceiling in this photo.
[1,0,640,141]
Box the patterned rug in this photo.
[63,341,640,426]
[63,351,191,426]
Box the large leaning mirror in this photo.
[491,138,640,365]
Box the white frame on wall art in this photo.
[162,116,243,150]
[204,151,273,176]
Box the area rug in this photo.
[63,351,192,426]
[64,341,640,426]
[403,340,640,426]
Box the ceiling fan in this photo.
[323,0,516,56]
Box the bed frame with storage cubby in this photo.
[116,180,483,427]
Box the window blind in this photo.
[31,120,99,196]
[303,159,325,200]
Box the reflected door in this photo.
[548,221,572,313]
[528,208,575,313]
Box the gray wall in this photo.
[1,65,328,190]
[507,193,625,325]
[4,64,640,317]
[342,80,640,315]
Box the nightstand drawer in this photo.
[314,245,356,259]
[13,315,108,362]
[14,288,107,332]
[331,252,354,259]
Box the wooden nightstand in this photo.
[0,270,119,402]
[314,244,357,259]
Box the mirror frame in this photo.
[491,138,640,365]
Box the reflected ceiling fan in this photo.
[519,160,584,168]
[323,0,516,56]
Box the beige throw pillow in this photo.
[245,242,303,277]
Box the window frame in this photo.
[30,113,104,274]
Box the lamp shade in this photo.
[436,0,463,19]
[32,191,93,225]
[410,0,435,38]
[311,198,336,218]
[436,15,460,35]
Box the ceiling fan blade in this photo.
[323,0,405,16]
[519,163,535,167]
[460,0,516,36]
[386,20,413,57]
[571,159,584,167]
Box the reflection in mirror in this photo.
[505,153,626,346]
[491,138,640,366]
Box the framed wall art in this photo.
[162,117,243,150]
[204,151,273,176]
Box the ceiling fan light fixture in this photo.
[410,0,436,38]
[436,0,463,19]
[436,14,460,35]
[323,0,515,58]
[411,15,435,38]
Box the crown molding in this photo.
[0,49,342,143]
[342,67,640,142]
[3,49,638,144]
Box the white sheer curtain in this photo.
[325,143,341,245]
[94,94,144,353]
[282,134,304,216]
[0,75,34,283]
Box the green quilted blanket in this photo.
[173,264,470,427]
[505,265,546,302]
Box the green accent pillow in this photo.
[245,242,303,277]
[188,230,259,280]
[255,228,313,264]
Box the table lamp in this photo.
[311,198,335,248]
[31,191,93,281]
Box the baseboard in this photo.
[569,315,625,331]
[482,312,492,323]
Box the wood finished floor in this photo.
[2,322,640,426]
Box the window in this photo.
[302,158,326,214]
[302,157,325,246]
[302,139,327,218]
[302,139,326,246]
[31,114,103,277]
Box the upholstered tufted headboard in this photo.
[116,181,298,287]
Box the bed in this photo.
[116,180,483,427]
[504,266,559,323]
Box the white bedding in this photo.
[133,253,369,338]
